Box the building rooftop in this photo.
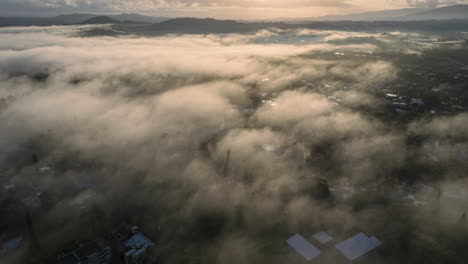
[124,233,155,249]
[113,223,155,250]
[313,232,333,244]
[286,234,321,261]
[335,233,381,261]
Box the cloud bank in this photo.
[0,26,467,264]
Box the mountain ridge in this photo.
[399,5,468,20]
[1,5,468,27]
[0,13,170,26]
[252,5,468,22]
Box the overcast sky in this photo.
[0,0,465,19]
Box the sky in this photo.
[0,0,466,19]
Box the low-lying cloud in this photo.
[0,25,467,264]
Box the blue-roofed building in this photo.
[112,224,155,264]
[123,232,155,249]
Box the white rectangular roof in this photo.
[287,234,321,261]
[335,233,381,261]
[313,232,333,244]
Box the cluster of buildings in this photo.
[58,238,112,264]
[384,92,426,114]
[1,160,156,264]
[384,88,467,116]
[0,165,55,256]
[58,224,155,264]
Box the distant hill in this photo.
[110,13,169,24]
[0,13,96,26]
[313,8,427,22]
[0,13,168,27]
[153,18,258,33]
[81,16,121,25]
[399,5,468,20]
[52,13,98,24]
[267,5,468,23]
